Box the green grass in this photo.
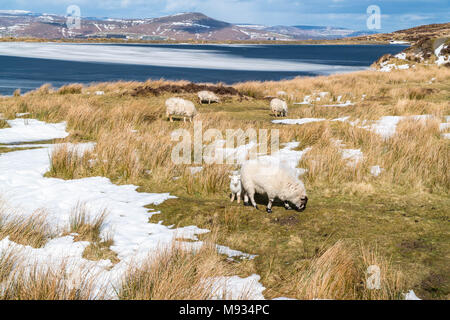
[0,146,43,154]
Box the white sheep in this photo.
[270,98,288,117]
[229,173,242,203]
[165,97,197,122]
[240,160,308,213]
[198,91,220,104]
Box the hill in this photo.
[0,11,374,41]
[350,22,450,44]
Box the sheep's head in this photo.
[229,174,241,186]
[290,194,308,212]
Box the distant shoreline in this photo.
[0,37,392,46]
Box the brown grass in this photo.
[118,237,246,300]
[0,118,9,129]
[67,202,108,242]
[65,203,119,264]
[0,261,104,300]
[58,84,83,95]
[0,204,53,248]
[283,241,406,300]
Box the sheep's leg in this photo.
[237,192,241,204]
[266,199,274,213]
[284,201,292,210]
[230,193,235,202]
[169,116,173,122]
[248,192,258,210]
[183,117,186,123]
[243,193,251,206]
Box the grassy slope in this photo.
[0,66,449,299]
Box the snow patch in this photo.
[322,100,354,107]
[0,119,69,144]
[341,148,363,166]
[272,118,325,125]
[404,290,421,300]
[207,274,265,300]
[370,165,383,177]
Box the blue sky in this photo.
[1,0,449,32]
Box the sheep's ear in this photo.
[229,175,233,179]
[237,175,241,179]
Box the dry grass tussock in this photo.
[0,201,54,248]
[64,202,118,264]
[118,235,248,300]
[282,240,406,300]
[0,259,104,300]
[57,83,83,95]
[0,119,9,129]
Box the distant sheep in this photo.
[240,160,308,213]
[229,173,242,203]
[198,91,220,104]
[165,97,197,122]
[270,98,288,117]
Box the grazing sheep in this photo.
[270,98,288,117]
[229,173,242,203]
[240,160,308,213]
[198,91,220,104]
[165,97,197,122]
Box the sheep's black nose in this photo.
[303,196,308,207]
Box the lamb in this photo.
[198,91,220,104]
[165,97,197,122]
[240,160,308,213]
[270,98,288,117]
[229,173,242,203]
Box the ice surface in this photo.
[0,42,367,74]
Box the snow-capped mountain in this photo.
[0,11,376,41]
[265,25,377,39]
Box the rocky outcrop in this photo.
[372,37,450,71]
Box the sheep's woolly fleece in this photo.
[0,118,264,299]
